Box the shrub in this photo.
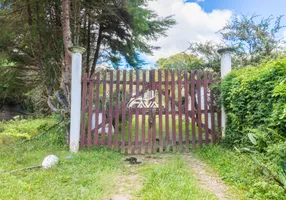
[221,57,286,146]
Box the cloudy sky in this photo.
[144,0,286,65]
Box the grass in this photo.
[0,117,56,144]
[136,155,218,200]
[194,145,286,200]
[0,138,124,200]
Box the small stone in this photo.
[41,155,59,169]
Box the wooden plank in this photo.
[147,71,152,154]
[158,69,163,153]
[128,70,133,154]
[204,72,209,145]
[191,71,196,150]
[134,70,140,154]
[108,70,114,149]
[171,70,176,152]
[100,72,107,146]
[209,72,215,144]
[164,70,170,152]
[178,70,183,152]
[121,71,127,153]
[151,70,157,154]
[114,70,120,151]
[94,72,101,146]
[184,71,190,152]
[80,73,88,148]
[87,80,94,149]
[141,71,146,154]
[197,71,203,148]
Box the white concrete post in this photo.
[69,46,86,153]
[217,47,234,138]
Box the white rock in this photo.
[41,155,59,169]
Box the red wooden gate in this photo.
[80,69,221,154]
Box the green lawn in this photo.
[136,156,218,200]
[194,145,286,200]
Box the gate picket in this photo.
[108,71,114,149]
[94,73,101,146]
[158,69,163,153]
[135,70,140,154]
[171,70,176,152]
[87,79,93,148]
[204,72,209,145]
[128,71,133,154]
[114,71,120,151]
[80,73,88,147]
[197,71,203,148]
[151,70,157,154]
[121,71,127,153]
[141,71,147,154]
[101,72,107,146]
[190,71,196,150]
[184,71,190,152]
[81,69,220,154]
[165,70,170,151]
[178,70,183,152]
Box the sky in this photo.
[144,0,286,66]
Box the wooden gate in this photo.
[80,69,221,154]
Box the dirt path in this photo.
[184,154,232,200]
[107,155,167,200]
[107,154,233,200]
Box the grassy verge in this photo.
[0,117,56,144]
[194,145,286,200]
[136,155,218,200]
[0,139,124,200]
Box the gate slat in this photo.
[165,70,170,151]
[209,72,215,143]
[114,70,120,151]
[87,80,94,149]
[191,71,196,150]
[108,70,114,149]
[171,70,176,152]
[134,70,140,154]
[178,70,183,152]
[80,73,88,148]
[121,71,127,153]
[184,71,190,152]
[158,69,163,153]
[128,70,133,154]
[151,70,157,154]
[101,72,107,146]
[204,72,209,145]
[94,72,101,146]
[147,71,152,154]
[141,71,147,154]
[197,71,203,148]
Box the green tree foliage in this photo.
[156,42,222,73]
[0,0,175,112]
[220,14,285,68]
[156,53,204,70]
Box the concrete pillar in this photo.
[69,46,86,153]
[217,47,234,138]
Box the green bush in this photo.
[221,57,286,193]
[221,57,286,145]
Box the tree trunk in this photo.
[61,0,72,107]
[90,24,103,76]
